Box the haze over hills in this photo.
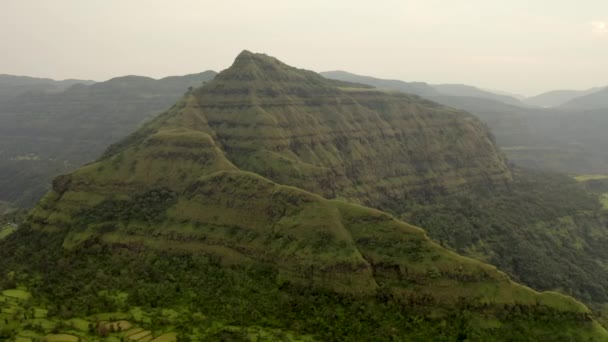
[560,86,608,110]
[432,84,526,107]
[0,70,217,207]
[1,51,607,341]
[523,88,604,108]
[321,71,527,107]
[321,70,440,98]
[0,74,95,102]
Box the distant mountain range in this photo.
[559,86,608,110]
[322,70,608,110]
[321,70,527,106]
[0,74,95,102]
[321,70,608,174]
[523,88,604,108]
[0,71,217,206]
[432,83,526,106]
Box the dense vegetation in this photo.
[2,51,607,340]
[1,227,604,341]
[404,169,608,304]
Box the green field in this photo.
[0,225,17,240]
[2,289,31,300]
[0,284,320,341]
[574,174,608,182]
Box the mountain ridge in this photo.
[0,70,218,207]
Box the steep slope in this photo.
[1,51,606,340]
[176,53,511,207]
[524,88,602,108]
[0,71,217,207]
[322,70,608,174]
[297,65,608,306]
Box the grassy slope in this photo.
[0,61,599,339]
[167,51,511,207]
[321,69,608,307]
[2,51,607,339]
[7,168,608,340]
[406,170,608,303]
[322,71,608,176]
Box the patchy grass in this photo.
[67,318,90,332]
[574,174,608,182]
[150,332,178,342]
[2,289,31,300]
[44,334,80,342]
[0,225,17,240]
[34,308,48,318]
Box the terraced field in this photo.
[0,286,318,341]
[0,288,179,342]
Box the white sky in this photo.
[1,0,607,96]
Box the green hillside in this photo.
[321,71,608,176]
[1,51,607,340]
[173,52,510,206]
[319,70,608,306]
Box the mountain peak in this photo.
[213,51,328,87]
[233,50,278,64]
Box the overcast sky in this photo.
[1,0,607,96]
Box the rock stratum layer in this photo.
[103,51,511,207]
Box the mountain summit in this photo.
[1,52,605,340]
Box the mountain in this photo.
[524,88,603,108]
[321,70,608,175]
[321,70,439,97]
[321,68,608,307]
[0,70,217,207]
[432,84,525,106]
[561,87,608,110]
[1,51,606,341]
[320,71,528,107]
[0,74,95,102]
